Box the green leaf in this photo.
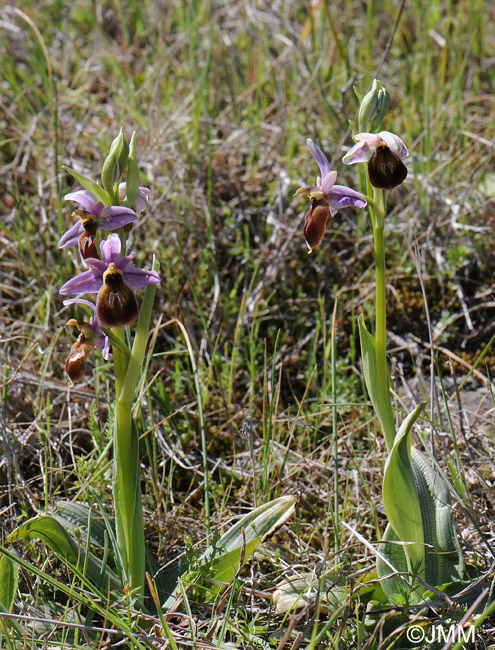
[51,501,113,549]
[383,403,426,579]
[9,515,79,558]
[164,496,297,607]
[411,448,464,584]
[382,404,464,599]
[376,523,416,605]
[0,549,19,612]
[358,315,396,449]
[8,514,122,592]
[63,166,113,206]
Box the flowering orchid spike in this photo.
[59,189,138,260]
[296,140,367,252]
[343,131,408,189]
[60,233,160,328]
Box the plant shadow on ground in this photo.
[1,0,495,647]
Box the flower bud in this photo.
[358,79,390,133]
[303,198,330,253]
[65,319,97,385]
[101,129,128,196]
[370,86,390,132]
[124,132,139,209]
[96,263,139,327]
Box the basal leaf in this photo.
[376,523,418,605]
[9,515,79,559]
[382,404,464,597]
[410,449,464,585]
[164,496,297,606]
[0,549,19,612]
[8,515,122,592]
[383,404,426,579]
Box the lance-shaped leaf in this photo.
[382,403,464,600]
[0,549,19,612]
[272,572,347,614]
[358,315,396,451]
[164,496,297,607]
[8,514,122,592]
[63,166,114,206]
[382,403,426,579]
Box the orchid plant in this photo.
[2,130,297,617]
[296,80,464,606]
[60,131,160,596]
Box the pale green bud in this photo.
[101,128,128,197]
[357,79,390,133]
[124,132,139,208]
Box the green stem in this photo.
[113,328,128,399]
[372,189,396,452]
[111,263,159,594]
[114,393,145,594]
[112,328,144,592]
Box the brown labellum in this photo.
[66,345,88,385]
[65,321,96,385]
[97,265,139,327]
[303,199,330,252]
[79,224,99,260]
[73,210,100,260]
[367,144,407,189]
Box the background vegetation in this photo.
[1,0,495,647]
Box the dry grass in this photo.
[1,0,495,647]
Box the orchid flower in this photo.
[60,233,160,327]
[342,131,408,189]
[296,139,367,252]
[59,189,138,260]
[63,298,111,361]
[63,298,112,385]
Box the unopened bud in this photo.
[357,79,390,133]
[101,129,128,197]
[124,132,139,209]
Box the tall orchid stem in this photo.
[369,185,396,452]
[111,267,158,596]
[112,327,145,594]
